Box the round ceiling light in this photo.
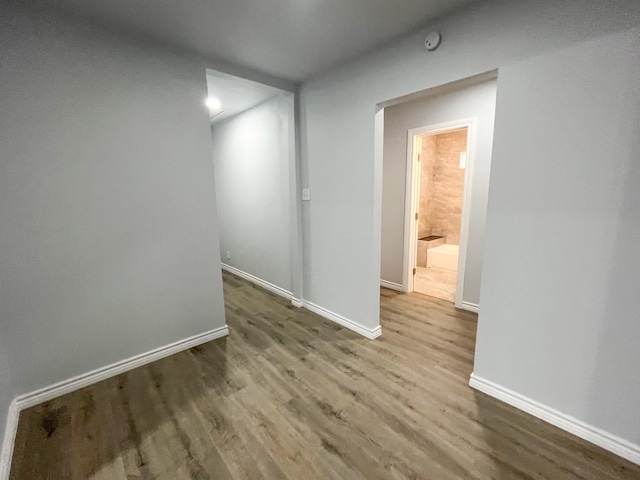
[205,97,222,110]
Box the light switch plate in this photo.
[460,152,467,169]
[302,188,311,201]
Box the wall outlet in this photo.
[226,251,231,260]
[302,188,311,201]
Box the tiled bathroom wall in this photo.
[418,129,467,245]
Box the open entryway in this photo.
[378,71,498,314]
[405,121,473,304]
[205,69,303,306]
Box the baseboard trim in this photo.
[221,266,380,340]
[16,326,229,410]
[380,279,403,291]
[221,264,293,301]
[302,301,382,340]
[220,264,381,340]
[0,326,229,479]
[0,401,19,480]
[469,373,640,466]
[459,301,479,313]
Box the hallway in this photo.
[9,273,640,479]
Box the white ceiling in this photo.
[53,0,477,82]
[206,70,287,124]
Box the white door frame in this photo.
[402,118,477,311]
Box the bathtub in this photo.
[427,244,459,272]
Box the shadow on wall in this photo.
[587,83,640,448]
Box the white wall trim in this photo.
[380,279,403,291]
[0,325,229,479]
[403,118,477,302]
[402,126,421,293]
[453,120,477,310]
[302,301,382,340]
[221,263,293,301]
[469,373,640,466]
[459,301,479,313]
[288,93,305,305]
[16,326,229,410]
[0,401,19,480]
[222,264,382,340]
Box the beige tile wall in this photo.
[418,129,467,245]
[418,135,437,238]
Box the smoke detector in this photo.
[425,32,442,51]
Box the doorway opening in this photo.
[405,121,473,304]
[378,72,498,321]
[205,68,303,305]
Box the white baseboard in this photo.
[469,373,640,466]
[0,401,19,480]
[459,301,479,313]
[221,263,293,301]
[0,326,229,479]
[221,264,381,340]
[380,279,403,291]
[16,326,229,410]
[302,301,382,340]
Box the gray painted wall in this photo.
[476,29,640,445]
[300,0,640,447]
[211,95,294,293]
[0,345,13,457]
[382,79,497,305]
[0,2,226,444]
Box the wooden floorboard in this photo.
[9,271,640,479]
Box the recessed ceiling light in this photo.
[205,97,222,110]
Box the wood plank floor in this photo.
[10,271,640,479]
